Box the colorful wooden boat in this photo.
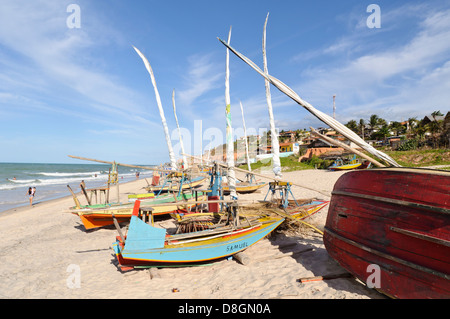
[128,192,155,201]
[70,191,207,230]
[328,155,371,171]
[222,181,267,194]
[145,175,206,193]
[112,200,284,269]
[328,162,362,171]
[281,199,329,220]
[323,168,450,299]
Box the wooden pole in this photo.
[80,184,91,206]
[67,185,81,209]
[68,155,208,176]
[111,213,125,243]
[309,127,385,168]
[298,273,352,283]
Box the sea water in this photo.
[0,162,154,213]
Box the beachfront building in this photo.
[279,141,299,154]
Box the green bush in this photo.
[397,139,418,151]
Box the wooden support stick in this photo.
[67,185,81,209]
[80,184,91,205]
[233,252,250,265]
[111,213,125,243]
[298,272,353,283]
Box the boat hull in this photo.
[323,168,450,299]
[222,182,267,194]
[145,176,206,193]
[72,192,206,230]
[289,200,329,219]
[113,215,284,267]
[328,163,362,171]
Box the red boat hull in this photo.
[323,168,450,299]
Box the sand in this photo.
[0,169,385,299]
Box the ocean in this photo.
[0,162,154,213]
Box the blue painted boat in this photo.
[112,200,284,269]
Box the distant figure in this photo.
[13,177,16,180]
[27,187,36,206]
[136,171,140,179]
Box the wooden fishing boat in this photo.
[69,191,207,230]
[328,155,369,171]
[323,168,450,299]
[128,192,155,201]
[112,200,284,269]
[145,175,206,193]
[328,162,362,171]
[280,199,329,220]
[222,181,267,194]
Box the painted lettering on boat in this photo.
[226,241,248,252]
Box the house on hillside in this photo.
[421,114,445,125]
[279,141,299,154]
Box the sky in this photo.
[0,0,449,165]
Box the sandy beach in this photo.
[0,168,385,299]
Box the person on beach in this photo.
[27,187,36,206]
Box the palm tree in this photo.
[430,111,444,148]
[389,121,406,136]
[431,110,444,120]
[358,119,366,140]
[407,117,418,138]
[345,120,358,133]
[369,114,380,135]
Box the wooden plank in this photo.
[298,273,353,283]
[67,185,81,209]
[111,213,125,243]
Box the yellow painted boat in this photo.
[222,181,267,194]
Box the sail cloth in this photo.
[225,27,238,199]
[263,13,282,178]
[239,101,252,172]
[133,46,177,170]
[216,38,401,168]
[172,89,188,169]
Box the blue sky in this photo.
[1,0,449,165]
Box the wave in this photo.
[37,171,103,177]
[7,178,38,184]
[1,175,108,189]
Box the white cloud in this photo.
[292,7,450,122]
[177,54,223,107]
[0,1,147,119]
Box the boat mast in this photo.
[172,89,188,169]
[133,46,177,170]
[225,27,238,200]
[263,13,282,179]
[239,101,252,172]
